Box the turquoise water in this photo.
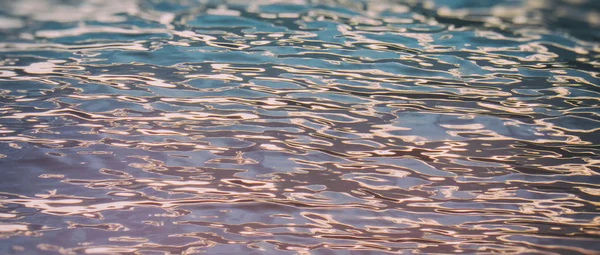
[0,0,599,254]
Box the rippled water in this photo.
[0,0,599,254]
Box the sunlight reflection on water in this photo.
[0,0,599,254]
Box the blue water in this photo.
[0,0,599,254]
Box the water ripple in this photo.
[0,0,599,254]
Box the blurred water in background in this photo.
[0,0,599,254]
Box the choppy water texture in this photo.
[0,0,599,254]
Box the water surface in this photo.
[0,0,599,254]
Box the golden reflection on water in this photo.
[0,0,599,254]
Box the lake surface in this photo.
[0,0,599,254]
